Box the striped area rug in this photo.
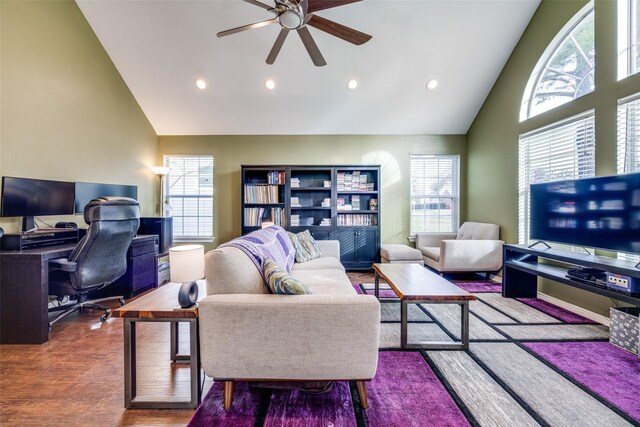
[188,279,640,427]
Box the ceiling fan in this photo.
[217,0,372,67]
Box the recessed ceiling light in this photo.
[426,79,438,90]
[265,79,276,90]
[347,79,358,90]
[195,79,207,90]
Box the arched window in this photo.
[520,3,595,121]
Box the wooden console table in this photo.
[112,282,205,409]
[373,263,476,350]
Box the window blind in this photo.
[164,155,214,241]
[617,93,640,260]
[409,154,460,234]
[518,111,596,244]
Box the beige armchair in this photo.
[415,222,504,277]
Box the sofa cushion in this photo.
[290,269,356,295]
[291,256,345,272]
[263,259,312,295]
[420,246,440,262]
[380,244,422,261]
[456,222,500,240]
[288,230,322,263]
[205,247,269,295]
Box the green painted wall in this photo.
[467,0,640,316]
[0,0,158,232]
[158,135,467,252]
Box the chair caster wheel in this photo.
[100,313,110,323]
[119,298,125,306]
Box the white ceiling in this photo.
[76,0,540,136]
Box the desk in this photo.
[112,282,203,409]
[0,244,75,344]
[0,236,159,344]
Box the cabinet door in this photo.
[355,228,379,267]
[336,228,356,267]
[309,229,331,240]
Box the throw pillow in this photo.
[263,259,312,295]
[287,230,322,263]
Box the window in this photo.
[520,3,595,121]
[409,155,460,234]
[618,0,640,79]
[164,155,214,242]
[617,94,640,260]
[519,111,596,244]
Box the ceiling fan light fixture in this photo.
[346,79,358,90]
[279,10,303,29]
[195,79,207,90]
[265,79,276,90]
[426,79,439,90]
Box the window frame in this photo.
[618,0,640,80]
[163,154,214,243]
[518,110,596,246]
[409,154,460,237]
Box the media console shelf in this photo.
[503,244,640,306]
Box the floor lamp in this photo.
[151,166,170,217]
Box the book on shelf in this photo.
[290,178,300,188]
[319,218,331,226]
[244,185,280,203]
[337,197,345,206]
[324,181,331,188]
[337,213,378,226]
[244,207,285,227]
[321,198,331,208]
[267,170,285,184]
[352,195,360,210]
[290,197,301,207]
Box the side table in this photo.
[112,282,205,409]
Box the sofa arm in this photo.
[198,293,380,380]
[439,239,504,271]
[316,239,340,260]
[415,232,457,249]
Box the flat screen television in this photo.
[74,182,138,213]
[1,176,75,230]
[530,173,640,254]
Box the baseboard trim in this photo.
[536,292,610,326]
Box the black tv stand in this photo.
[503,244,640,306]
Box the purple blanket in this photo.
[219,225,295,274]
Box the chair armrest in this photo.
[198,293,380,380]
[415,232,457,249]
[439,240,504,271]
[48,258,77,272]
[315,239,340,260]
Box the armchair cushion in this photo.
[456,222,500,240]
[420,247,440,262]
[264,259,312,295]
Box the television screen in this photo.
[1,176,75,217]
[74,182,138,213]
[530,173,640,254]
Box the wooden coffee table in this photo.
[112,282,205,409]
[373,263,476,350]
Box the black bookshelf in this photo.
[241,165,381,270]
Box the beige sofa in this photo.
[415,221,504,277]
[198,239,380,410]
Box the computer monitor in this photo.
[74,182,138,213]
[1,176,75,231]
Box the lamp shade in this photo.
[169,245,204,283]
[151,166,170,176]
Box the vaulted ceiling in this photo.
[77,0,540,135]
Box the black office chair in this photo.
[48,197,140,326]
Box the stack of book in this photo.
[290,214,300,226]
[245,185,279,203]
[244,207,265,226]
[267,170,285,184]
[323,181,331,188]
[321,198,331,208]
[290,197,301,207]
[319,218,331,226]
[352,195,360,210]
[336,171,374,192]
[291,178,301,188]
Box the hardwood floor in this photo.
[0,273,373,426]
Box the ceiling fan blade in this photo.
[242,0,275,11]
[307,0,361,13]
[297,27,327,66]
[266,29,290,64]
[217,18,278,38]
[306,14,371,45]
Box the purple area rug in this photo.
[365,351,470,427]
[264,382,355,427]
[353,283,398,299]
[524,341,640,421]
[516,298,596,324]
[188,381,260,426]
[452,281,502,293]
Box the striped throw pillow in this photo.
[263,259,311,295]
[287,230,322,263]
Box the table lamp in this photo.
[169,245,204,308]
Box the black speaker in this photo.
[55,221,78,229]
[138,217,173,254]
